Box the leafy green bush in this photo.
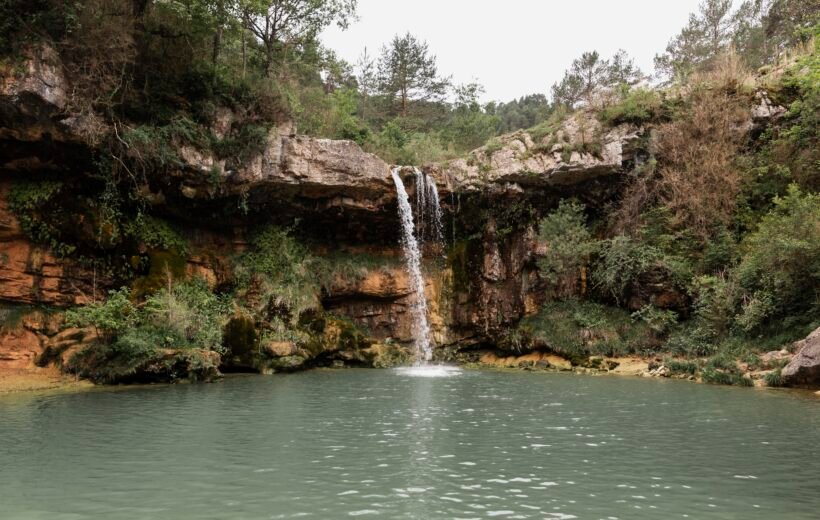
[509,300,655,360]
[592,235,663,303]
[7,179,76,255]
[631,305,678,335]
[213,124,270,165]
[734,186,820,332]
[233,226,326,321]
[665,358,698,376]
[537,200,596,283]
[142,279,231,352]
[123,215,188,252]
[599,88,662,126]
[65,288,138,342]
[65,280,230,382]
[665,321,719,357]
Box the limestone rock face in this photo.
[430,111,643,193]
[782,328,820,387]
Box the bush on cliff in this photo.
[537,200,595,284]
[233,226,327,322]
[65,280,231,382]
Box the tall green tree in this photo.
[608,49,644,87]
[377,32,449,117]
[551,50,641,108]
[733,0,820,67]
[654,0,734,81]
[240,0,357,76]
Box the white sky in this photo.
[321,0,704,102]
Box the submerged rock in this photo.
[782,327,820,387]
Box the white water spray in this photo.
[391,167,434,363]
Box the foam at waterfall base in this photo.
[394,365,462,378]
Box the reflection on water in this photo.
[1,370,819,519]
[394,365,463,378]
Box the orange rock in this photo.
[0,328,43,369]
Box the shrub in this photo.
[537,200,596,283]
[592,235,662,303]
[764,369,785,387]
[65,279,230,382]
[65,288,138,342]
[233,226,326,321]
[631,305,678,335]
[665,321,719,357]
[143,279,231,352]
[654,87,750,237]
[123,214,188,252]
[510,300,655,360]
[734,186,820,332]
[665,358,698,376]
[599,88,662,126]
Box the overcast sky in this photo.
[321,0,705,102]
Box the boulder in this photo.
[782,327,820,387]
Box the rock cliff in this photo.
[0,46,683,382]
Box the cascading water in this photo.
[391,167,434,364]
[412,167,445,247]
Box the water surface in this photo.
[1,369,819,519]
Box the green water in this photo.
[1,369,819,519]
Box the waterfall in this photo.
[391,167,434,363]
[412,167,445,247]
[425,172,445,247]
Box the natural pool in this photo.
[1,369,818,519]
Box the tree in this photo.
[654,0,733,81]
[240,0,357,76]
[608,49,644,87]
[733,0,820,67]
[443,82,500,151]
[491,94,552,134]
[377,32,449,117]
[356,47,377,122]
[550,70,585,109]
[551,50,640,108]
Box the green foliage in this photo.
[599,88,663,126]
[592,235,663,303]
[734,186,820,332]
[631,305,678,335]
[7,179,76,256]
[65,288,138,342]
[123,215,188,252]
[123,117,212,170]
[233,226,326,320]
[65,279,230,382]
[0,0,79,55]
[764,369,785,387]
[528,107,568,143]
[510,300,656,359]
[213,123,271,165]
[665,358,699,376]
[489,94,552,134]
[701,353,753,386]
[537,200,596,283]
[143,278,231,352]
